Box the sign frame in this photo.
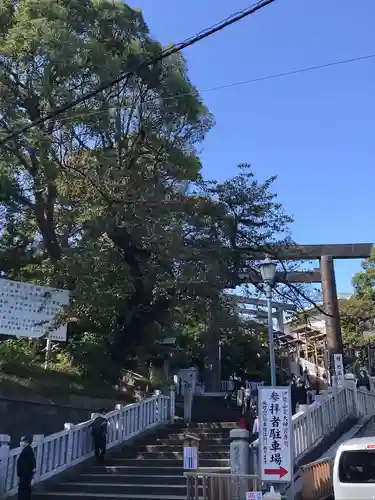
[259,385,293,484]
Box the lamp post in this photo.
[260,257,277,387]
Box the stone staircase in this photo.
[34,422,238,499]
[191,395,242,422]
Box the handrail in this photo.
[296,384,375,499]
[185,471,260,500]
[0,391,174,498]
[185,472,288,500]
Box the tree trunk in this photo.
[204,326,221,392]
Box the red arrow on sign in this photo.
[264,466,288,479]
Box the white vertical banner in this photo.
[333,354,345,386]
[259,386,293,484]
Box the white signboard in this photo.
[333,354,345,386]
[259,386,293,483]
[183,446,198,469]
[0,278,70,341]
[246,492,263,500]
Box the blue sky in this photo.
[129,0,374,294]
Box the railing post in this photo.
[115,404,125,441]
[230,429,250,500]
[64,423,75,467]
[169,385,176,423]
[230,429,250,474]
[0,435,10,499]
[301,406,314,447]
[183,382,193,423]
[154,390,161,423]
[32,434,44,483]
[346,379,360,417]
[329,387,340,427]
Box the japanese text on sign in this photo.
[259,387,293,483]
[0,278,70,342]
[333,354,345,386]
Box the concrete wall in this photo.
[0,392,127,448]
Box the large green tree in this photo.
[0,0,211,357]
[0,0,295,381]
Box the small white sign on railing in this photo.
[183,446,198,469]
[246,492,263,499]
[259,386,293,484]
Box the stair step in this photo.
[188,422,239,428]
[49,483,192,495]
[132,451,230,459]
[184,429,237,434]
[155,437,231,445]
[78,474,186,485]
[90,465,230,475]
[108,458,230,467]
[35,494,188,499]
[90,466,186,475]
[139,444,230,452]
[159,432,232,439]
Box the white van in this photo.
[333,437,375,499]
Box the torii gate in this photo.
[243,243,374,365]
[268,243,373,361]
[205,242,372,391]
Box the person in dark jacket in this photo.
[17,435,36,500]
[357,369,371,391]
[290,377,300,414]
[91,409,108,464]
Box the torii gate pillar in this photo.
[320,255,343,360]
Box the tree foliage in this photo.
[0,0,294,380]
[341,248,375,348]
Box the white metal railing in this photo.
[357,386,375,415]
[0,391,174,498]
[185,471,260,500]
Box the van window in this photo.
[339,450,375,483]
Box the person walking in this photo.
[290,377,298,414]
[251,415,260,440]
[91,409,108,464]
[17,436,36,500]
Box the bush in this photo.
[0,339,37,368]
[70,332,119,382]
[48,348,79,375]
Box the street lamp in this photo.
[260,257,277,387]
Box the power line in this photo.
[202,53,375,91]
[0,0,276,146]
[42,52,375,126]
